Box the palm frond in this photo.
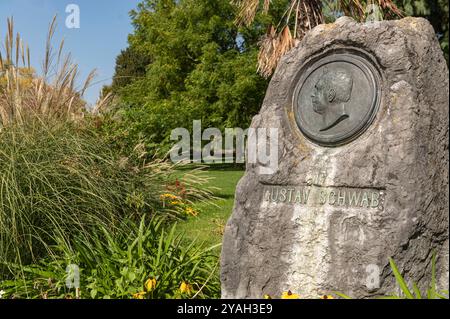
[233,0,403,78]
[232,0,260,27]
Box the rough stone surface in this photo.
[221,17,449,299]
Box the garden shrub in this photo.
[0,216,220,299]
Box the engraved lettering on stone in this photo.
[263,185,385,209]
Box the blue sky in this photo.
[0,0,141,105]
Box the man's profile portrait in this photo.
[311,67,353,132]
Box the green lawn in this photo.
[176,167,244,254]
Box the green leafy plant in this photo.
[0,216,221,299]
[333,252,449,299]
[78,216,221,299]
[0,259,74,299]
[332,291,353,299]
[383,252,449,299]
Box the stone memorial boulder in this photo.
[221,17,449,299]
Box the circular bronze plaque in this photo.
[293,52,381,146]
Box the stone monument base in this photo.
[221,17,449,299]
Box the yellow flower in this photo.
[264,294,272,299]
[171,201,181,206]
[281,290,300,299]
[185,207,198,217]
[320,295,334,299]
[145,278,157,292]
[160,193,178,201]
[180,281,193,294]
[132,291,146,299]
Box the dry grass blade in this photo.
[91,91,113,115]
[43,16,57,77]
[0,15,97,127]
[80,69,97,97]
[263,0,271,13]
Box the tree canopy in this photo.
[107,0,288,154]
[107,0,448,156]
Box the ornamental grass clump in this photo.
[0,16,93,127]
[0,16,215,281]
[0,119,213,276]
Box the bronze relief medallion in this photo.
[292,51,381,146]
